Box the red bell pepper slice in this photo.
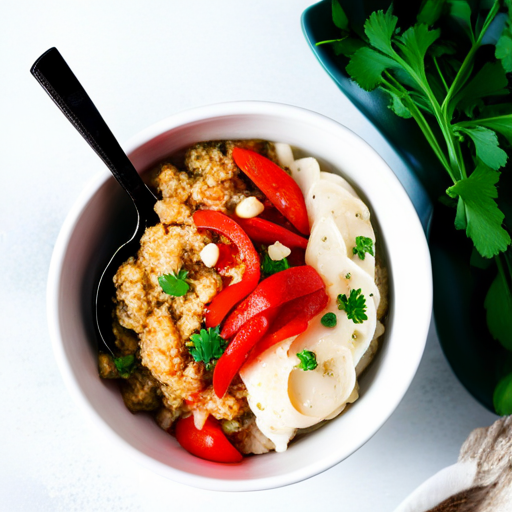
[232,148,310,235]
[248,288,329,362]
[220,265,325,340]
[259,202,301,234]
[213,308,278,398]
[175,415,243,463]
[194,210,260,327]
[234,216,308,250]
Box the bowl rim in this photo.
[47,100,432,491]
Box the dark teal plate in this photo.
[302,0,505,412]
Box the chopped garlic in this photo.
[200,243,219,268]
[268,241,291,261]
[235,196,264,218]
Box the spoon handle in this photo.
[30,47,157,213]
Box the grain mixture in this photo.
[99,140,279,454]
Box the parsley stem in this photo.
[455,115,512,129]
[432,55,449,94]
[316,36,347,46]
[441,0,501,113]
[382,73,454,181]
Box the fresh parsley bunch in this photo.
[319,0,512,414]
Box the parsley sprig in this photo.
[187,326,227,371]
[296,350,318,371]
[353,236,374,260]
[158,269,190,297]
[261,250,290,278]
[337,288,368,324]
[318,0,511,259]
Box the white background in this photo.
[0,1,497,511]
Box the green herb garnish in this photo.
[114,355,137,379]
[158,269,190,297]
[337,288,368,324]
[321,312,338,328]
[318,0,511,259]
[353,236,374,260]
[261,252,290,278]
[187,326,227,371]
[296,350,318,371]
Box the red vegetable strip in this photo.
[193,210,260,328]
[175,415,243,463]
[259,203,300,234]
[234,216,308,250]
[220,265,325,340]
[232,147,310,235]
[213,308,278,398]
[248,288,329,362]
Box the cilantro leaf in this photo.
[451,62,509,118]
[470,104,512,145]
[364,7,398,57]
[495,1,512,73]
[321,312,337,328]
[296,350,318,371]
[417,0,446,26]
[447,164,511,257]
[332,37,366,57]
[261,252,289,278]
[485,263,512,350]
[457,126,508,170]
[396,24,441,77]
[332,0,348,31]
[188,326,227,371]
[494,372,512,416]
[337,288,368,324]
[447,0,474,42]
[352,236,375,260]
[383,89,412,118]
[114,355,137,379]
[346,47,401,91]
[158,269,190,297]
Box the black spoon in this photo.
[31,47,159,355]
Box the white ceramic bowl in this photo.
[47,101,432,491]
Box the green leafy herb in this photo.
[187,326,227,371]
[352,236,375,260]
[337,288,368,324]
[447,164,511,258]
[114,355,137,379]
[494,372,512,416]
[495,0,512,72]
[332,0,348,30]
[261,252,290,278]
[318,1,511,259]
[158,269,190,297]
[321,312,338,328]
[485,252,512,350]
[296,350,318,371]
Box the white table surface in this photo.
[1,1,497,510]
